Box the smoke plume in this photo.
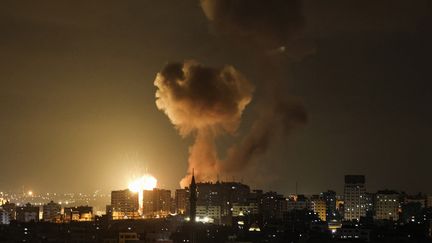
[200,0,304,49]
[154,60,254,187]
[199,0,309,176]
[155,0,309,186]
[223,97,307,172]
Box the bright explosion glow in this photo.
[128,174,157,192]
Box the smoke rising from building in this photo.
[154,60,254,187]
[155,0,310,187]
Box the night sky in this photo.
[1,0,431,195]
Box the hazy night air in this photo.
[0,0,431,195]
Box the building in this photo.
[374,190,399,221]
[63,206,93,222]
[142,188,172,217]
[1,201,16,221]
[322,190,337,220]
[196,181,250,218]
[16,203,40,222]
[189,171,197,223]
[260,191,287,220]
[404,194,426,208]
[232,202,259,217]
[285,195,310,212]
[43,201,61,222]
[175,189,189,215]
[196,205,221,223]
[364,192,375,215]
[311,196,326,222]
[143,190,154,216]
[111,189,139,220]
[0,209,10,224]
[344,175,366,221]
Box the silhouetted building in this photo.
[111,189,139,220]
[43,201,61,222]
[400,201,423,223]
[175,188,189,215]
[142,188,172,217]
[195,181,250,223]
[16,203,39,222]
[189,171,197,223]
[63,206,93,222]
[143,189,154,216]
[286,194,310,212]
[0,201,16,221]
[374,190,399,221]
[260,191,286,221]
[344,175,366,221]
[404,193,426,208]
[0,208,9,224]
[322,190,337,220]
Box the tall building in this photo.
[143,190,154,216]
[142,188,172,217]
[111,189,139,220]
[175,189,189,215]
[344,175,366,221]
[374,190,399,221]
[322,190,337,220]
[195,181,250,218]
[311,196,327,222]
[260,191,286,220]
[16,203,40,222]
[189,171,197,223]
[0,209,10,224]
[154,189,171,216]
[43,201,61,222]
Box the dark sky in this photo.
[0,0,431,195]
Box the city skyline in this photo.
[1,0,432,196]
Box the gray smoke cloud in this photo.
[200,0,304,49]
[224,97,307,172]
[199,0,309,176]
[154,60,254,187]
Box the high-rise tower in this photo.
[189,169,197,223]
[344,175,366,221]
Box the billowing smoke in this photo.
[199,0,310,176]
[154,60,254,187]
[200,0,304,49]
[223,97,307,172]
[154,0,309,186]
